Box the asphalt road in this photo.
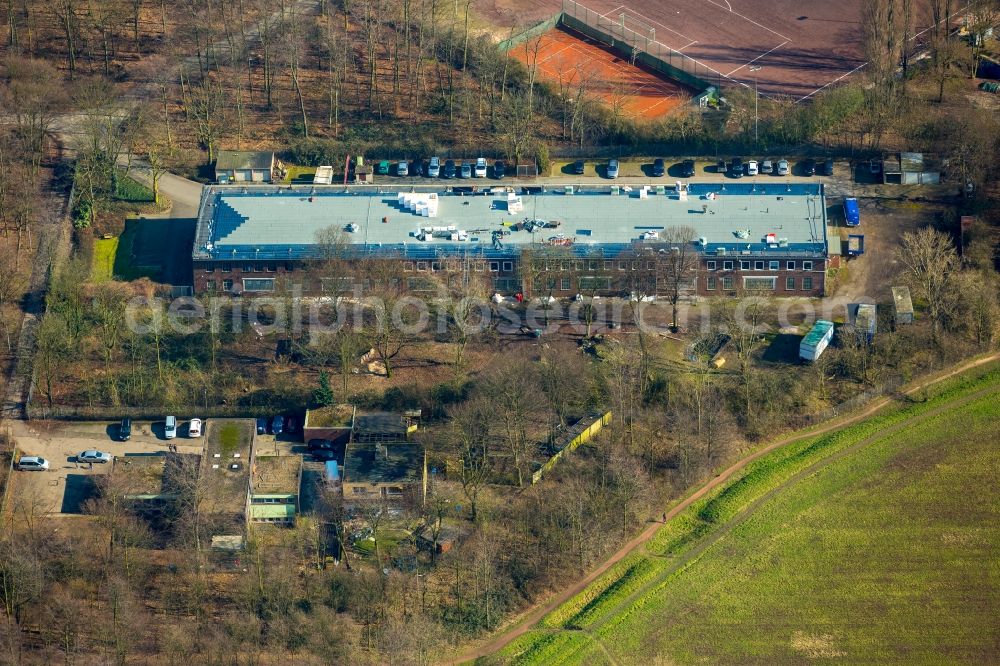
[130,162,203,217]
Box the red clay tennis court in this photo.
[513,27,694,120]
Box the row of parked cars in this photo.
[17,449,114,471]
[376,157,508,179]
[256,415,299,436]
[569,157,836,179]
[117,415,203,441]
[717,157,835,178]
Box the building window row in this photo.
[204,261,291,273]
[732,260,815,271]
[403,260,515,273]
[243,278,275,292]
[707,276,815,292]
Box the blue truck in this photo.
[844,197,860,226]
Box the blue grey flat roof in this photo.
[193,183,828,261]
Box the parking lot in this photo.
[7,419,207,515]
[356,156,861,190]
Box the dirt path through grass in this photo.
[449,353,1000,664]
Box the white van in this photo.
[164,415,177,439]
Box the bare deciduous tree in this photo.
[896,227,959,345]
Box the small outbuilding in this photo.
[342,443,426,503]
[892,286,914,324]
[304,404,356,444]
[800,320,835,362]
[215,150,277,183]
[882,152,941,185]
[249,455,303,525]
[848,303,877,343]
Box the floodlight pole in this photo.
[749,65,761,148]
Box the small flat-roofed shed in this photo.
[342,443,426,503]
[892,286,914,324]
[215,151,276,183]
[249,455,303,524]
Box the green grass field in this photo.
[493,363,1000,665]
[91,237,119,282]
[115,174,155,202]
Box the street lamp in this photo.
[749,65,761,147]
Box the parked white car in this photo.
[746,160,759,176]
[78,450,113,464]
[17,456,49,471]
[164,415,177,439]
[474,157,487,177]
[188,418,203,438]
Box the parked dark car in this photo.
[652,158,665,177]
[493,160,506,179]
[308,439,336,451]
[680,159,695,178]
[119,417,132,441]
[256,417,268,435]
[716,159,728,175]
[443,159,456,179]
[572,160,585,175]
[271,415,284,435]
[802,158,817,176]
[822,158,834,176]
[286,416,298,433]
[730,157,744,178]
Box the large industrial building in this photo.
[191,183,834,298]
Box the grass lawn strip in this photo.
[541,553,645,628]
[493,630,596,665]
[91,237,119,281]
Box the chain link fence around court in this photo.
[559,0,717,98]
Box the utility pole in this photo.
[749,65,761,147]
